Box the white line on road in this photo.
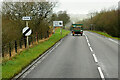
[90,47,93,52]
[84,32,105,80]
[87,39,89,43]
[15,38,65,79]
[84,34,89,42]
[88,42,91,47]
[98,67,105,80]
[108,38,119,45]
[87,31,119,45]
[83,33,85,35]
[92,54,98,63]
[86,36,88,40]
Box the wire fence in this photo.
[2,31,50,58]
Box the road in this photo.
[21,31,118,79]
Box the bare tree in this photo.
[2,1,57,44]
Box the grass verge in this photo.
[2,29,70,79]
[88,30,120,40]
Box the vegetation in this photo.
[2,29,70,79]
[2,1,71,45]
[2,1,71,79]
[2,1,71,57]
[50,11,70,27]
[89,30,120,40]
[77,8,119,38]
[2,1,56,45]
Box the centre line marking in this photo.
[88,43,91,47]
[90,47,93,52]
[98,67,105,80]
[85,32,105,80]
[87,40,89,43]
[92,54,98,63]
[86,37,88,40]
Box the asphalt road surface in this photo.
[22,31,118,79]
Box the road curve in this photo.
[84,31,118,78]
[21,31,118,79]
[24,33,100,78]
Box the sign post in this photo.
[53,21,63,35]
[27,36,29,47]
[60,27,62,35]
[26,21,28,27]
[22,16,32,48]
[22,27,32,48]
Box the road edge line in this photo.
[98,67,105,80]
[12,34,69,80]
[87,31,120,45]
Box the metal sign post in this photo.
[26,21,28,27]
[60,27,62,35]
[22,16,32,48]
[27,36,29,47]
[26,21,29,47]
[53,26,55,34]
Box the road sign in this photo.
[53,21,63,27]
[53,21,63,35]
[22,16,32,20]
[22,27,32,36]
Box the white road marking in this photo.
[84,33,93,51]
[87,31,119,45]
[98,67,105,80]
[88,42,91,47]
[108,38,119,45]
[84,32,105,80]
[86,37,88,40]
[17,38,65,79]
[92,54,98,63]
[87,40,89,43]
[85,36,87,39]
[90,47,93,52]
[83,33,85,35]
[84,34,89,43]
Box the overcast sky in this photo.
[0,0,119,15]
[53,0,119,14]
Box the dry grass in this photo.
[2,34,51,63]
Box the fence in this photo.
[2,31,50,58]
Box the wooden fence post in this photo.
[47,31,49,38]
[15,40,17,53]
[31,37,33,45]
[24,37,27,48]
[29,37,31,45]
[41,34,42,39]
[9,42,11,57]
[19,40,22,49]
[2,46,4,57]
